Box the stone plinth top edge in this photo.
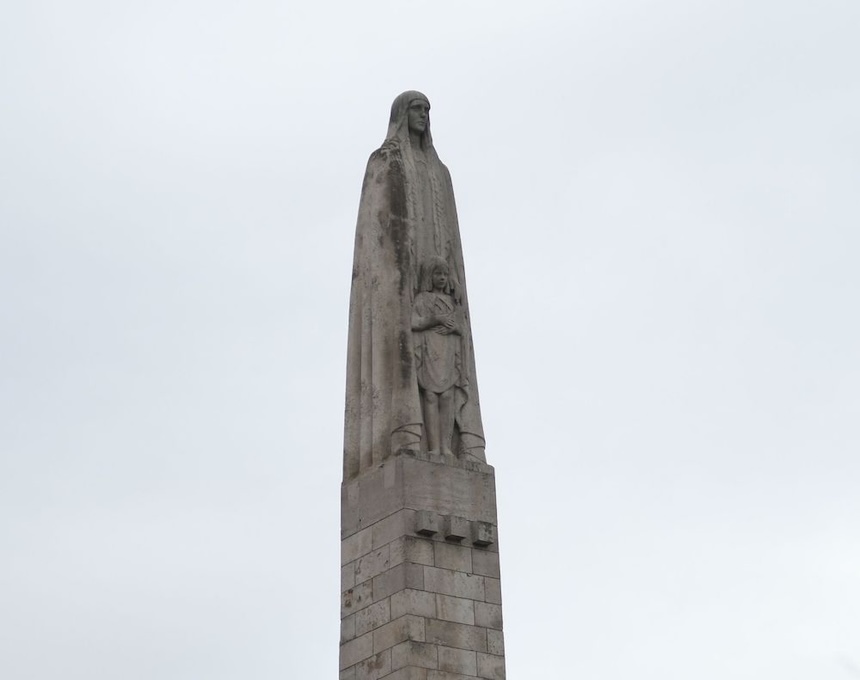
[342,448,495,484]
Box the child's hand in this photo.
[434,317,457,334]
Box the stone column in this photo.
[339,451,506,680]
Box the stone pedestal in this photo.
[339,452,506,680]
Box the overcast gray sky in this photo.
[2,1,858,678]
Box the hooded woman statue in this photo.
[343,91,486,479]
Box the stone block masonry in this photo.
[340,452,506,679]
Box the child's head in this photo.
[431,263,449,291]
[419,257,453,294]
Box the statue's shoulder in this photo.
[438,158,452,180]
[369,140,402,165]
[363,142,404,185]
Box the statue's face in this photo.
[407,100,429,134]
[432,267,448,291]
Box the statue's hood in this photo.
[385,90,434,150]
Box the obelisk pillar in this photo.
[340,91,505,679]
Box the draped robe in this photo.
[343,91,485,480]
[412,290,462,394]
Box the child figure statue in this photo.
[411,258,464,456]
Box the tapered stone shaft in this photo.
[341,92,504,679]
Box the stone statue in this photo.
[343,91,486,479]
[412,257,463,456]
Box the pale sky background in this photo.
[2,1,858,678]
